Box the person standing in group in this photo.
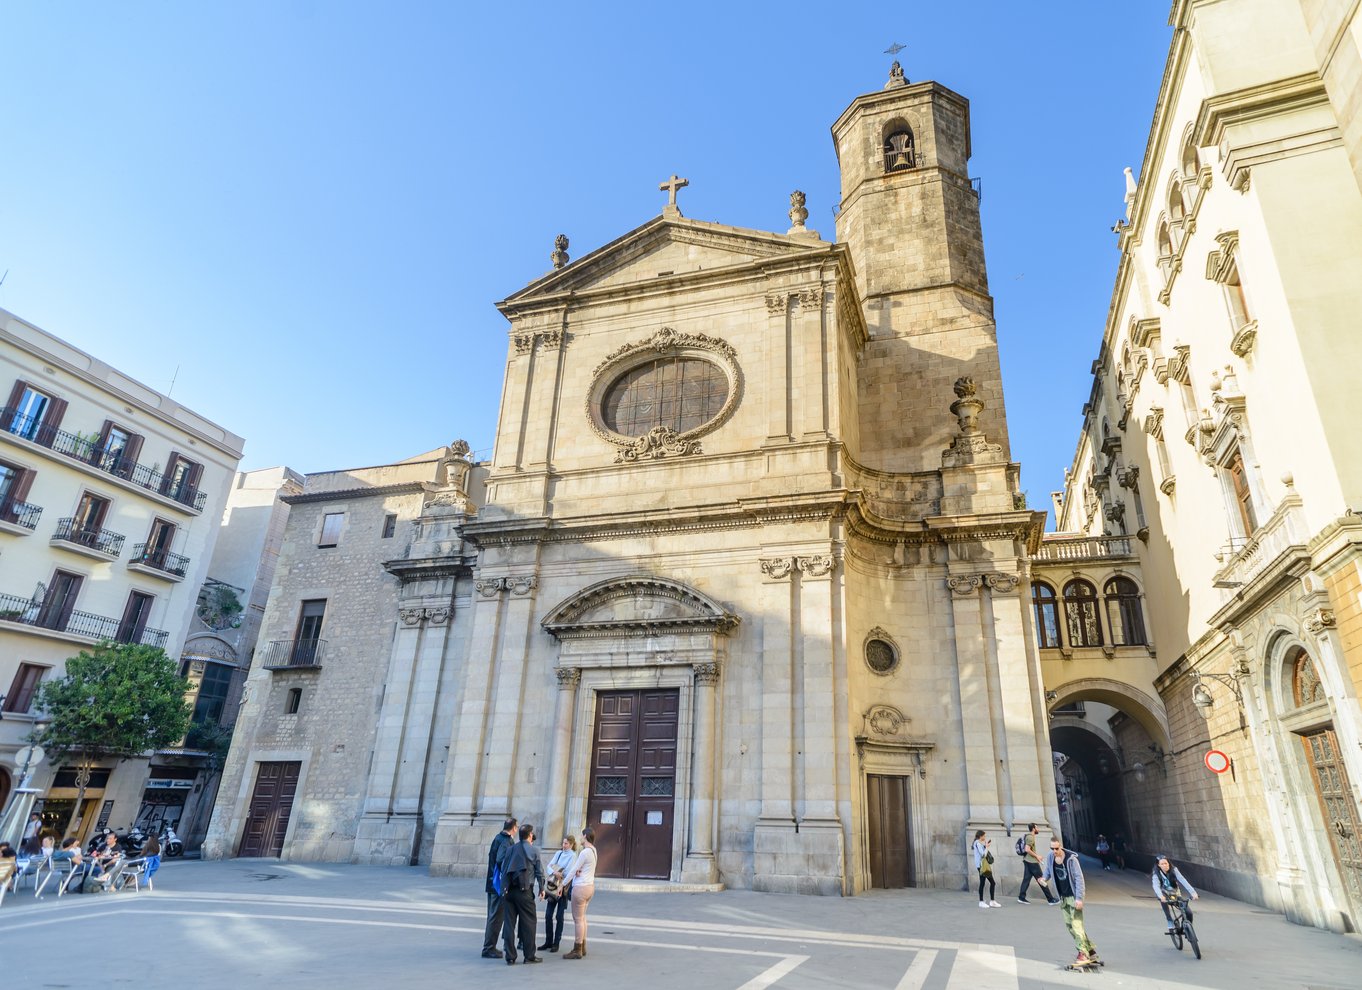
[972,830,1000,908]
[1042,836,1101,968]
[539,834,578,953]
[1018,822,1059,905]
[481,817,518,960]
[499,823,546,965]
[563,826,597,960]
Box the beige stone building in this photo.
[207,66,1063,894]
[1043,0,1362,932]
[0,307,244,839]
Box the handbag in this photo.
[985,850,995,865]
[545,871,565,898]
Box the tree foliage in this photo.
[35,642,193,763]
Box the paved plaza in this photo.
[2,857,1359,989]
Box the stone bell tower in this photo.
[831,63,1010,472]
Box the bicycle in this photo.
[1163,893,1201,959]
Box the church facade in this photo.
[204,67,1060,894]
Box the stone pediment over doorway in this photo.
[541,575,740,640]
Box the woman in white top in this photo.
[563,826,597,960]
[538,834,578,953]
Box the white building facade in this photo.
[0,308,244,839]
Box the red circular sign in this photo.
[1204,750,1231,774]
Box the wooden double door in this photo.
[867,773,915,888]
[586,689,678,880]
[1301,727,1362,908]
[238,761,300,857]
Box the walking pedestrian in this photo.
[563,826,597,960]
[21,812,42,855]
[1041,836,1101,968]
[1112,832,1127,870]
[481,817,517,959]
[973,830,1000,907]
[499,823,546,965]
[1017,822,1059,904]
[539,834,578,953]
[1095,834,1112,871]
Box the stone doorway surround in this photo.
[855,704,934,890]
[540,575,738,885]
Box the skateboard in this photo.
[1064,957,1105,973]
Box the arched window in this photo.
[1032,582,1061,649]
[1168,182,1186,222]
[1181,138,1200,179]
[1104,577,1146,646]
[1156,221,1173,260]
[883,128,915,173]
[1063,579,1103,647]
[1291,647,1325,707]
[1221,257,1251,329]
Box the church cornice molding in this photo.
[383,555,476,581]
[541,574,740,640]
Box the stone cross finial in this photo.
[659,174,689,217]
[551,233,569,270]
[885,60,907,89]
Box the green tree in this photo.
[34,642,192,836]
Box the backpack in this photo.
[1015,836,1028,857]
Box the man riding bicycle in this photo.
[1151,854,1198,932]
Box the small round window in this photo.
[866,638,898,674]
[602,357,728,438]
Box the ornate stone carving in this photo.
[1229,320,1257,358]
[507,575,538,596]
[948,574,982,596]
[513,328,565,354]
[864,629,899,674]
[949,377,985,435]
[885,60,907,89]
[1117,466,1140,490]
[615,426,704,463]
[692,661,721,685]
[555,666,581,688]
[798,286,823,307]
[864,704,907,736]
[788,190,808,231]
[427,490,468,510]
[1104,501,1126,525]
[760,556,795,580]
[1205,231,1240,284]
[551,233,569,270]
[1305,608,1337,636]
[399,607,426,625]
[513,332,535,354]
[475,578,505,597]
[985,572,1020,594]
[539,327,564,350]
[427,606,451,625]
[765,293,788,314]
[448,439,471,459]
[798,554,834,577]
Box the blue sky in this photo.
[0,2,1172,520]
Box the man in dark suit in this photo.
[481,817,517,959]
[499,822,546,965]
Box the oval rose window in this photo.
[602,357,728,438]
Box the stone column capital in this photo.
[554,666,581,688]
[692,661,721,685]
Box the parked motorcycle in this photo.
[160,825,184,858]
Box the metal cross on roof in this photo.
[884,42,905,55]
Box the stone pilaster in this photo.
[682,661,721,883]
[542,665,580,847]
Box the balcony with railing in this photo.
[1212,492,1308,595]
[128,543,190,581]
[2,406,207,511]
[0,590,169,648]
[1033,534,1135,562]
[51,517,126,559]
[0,498,42,534]
[260,639,327,670]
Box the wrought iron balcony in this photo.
[0,590,168,648]
[52,517,125,558]
[1033,534,1134,562]
[0,498,42,531]
[2,406,207,511]
[130,542,190,578]
[260,639,327,669]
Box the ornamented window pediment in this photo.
[585,327,742,463]
[541,575,739,639]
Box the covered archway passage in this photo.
[1045,678,1171,863]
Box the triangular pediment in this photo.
[542,575,739,639]
[500,216,832,308]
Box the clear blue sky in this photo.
[0,2,1172,519]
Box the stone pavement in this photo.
[1,857,1359,989]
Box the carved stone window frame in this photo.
[863,627,901,676]
[585,327,743,463]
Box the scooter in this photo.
[160,825,184,858]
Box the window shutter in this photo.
[121,432,144,478]
[5,378,29,412]
[186,461,204,495]
[39,396,68,447]
[160,452,182,495]
[11,467,34,503]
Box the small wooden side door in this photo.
[867,773,914,889]
[238,761,301,857]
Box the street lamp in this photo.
[1191,671,1244,710]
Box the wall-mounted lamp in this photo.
[1192,671,1244,710]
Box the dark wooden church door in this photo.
[586,689,678,879]
[238,761,300,857]
[867,773,914,888]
